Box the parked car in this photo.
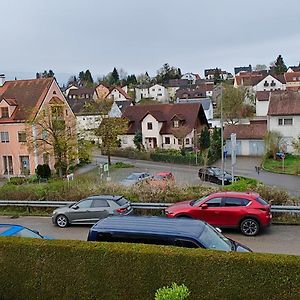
[0,224,52,239]
[120,172,152,187]
[165,191,271,236]
[87,216,252,252]
[52,195,133,228]
[198,167,239,185]
[146,172,175,188]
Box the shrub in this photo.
[2,238,300,300]
[155,283,190,300]
[35,164,51,179]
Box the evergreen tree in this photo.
[274,55,287,74]
[199,127,211,168]
[84,70,94,84]
[111,67,120,85]
[47,70,55,78]
[36,72,41,79]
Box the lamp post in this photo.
[220,84,224,186]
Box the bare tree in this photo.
[170,125,191,152]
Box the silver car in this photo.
[120,172,152,187]
[52,195,133,228]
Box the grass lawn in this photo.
[263,155,300,175]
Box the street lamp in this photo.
[220,84,224,187]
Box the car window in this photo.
[205,198,222,207]
[77,199,93,208]
[92,200,109,208]
[256,197,269,206]
[127,174,138,180]
[175,239,199,248]
[199,225,232,251]
[13,228,42,239]
[223,197,249,207]
[116,198,129,206]
[0,226,11,234]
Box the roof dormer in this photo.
[0,98,18,119]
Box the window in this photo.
[278,118,293,126]
[0,132,9,143]
[175,239,199,248]
[178,139,182,145]
[65,109,68,116]
[165,137,170,144]
[3,156,13,175]
[158,88,161,91]
[185,138,190,145]
[1,107,9,118]
[173,120,179,128]
[223,197,249,207]
[152,88,155,91]
[53,91,57,95]
[51,106,63,118]
[91,200,109,207]
[157,93,163,96]
[205,198,222,207]
[76,199,93,208]
[147,122,153,130]
[18,132,27,142]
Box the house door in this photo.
[20,156,30,175]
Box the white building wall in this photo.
[269,115,300,153]
[120,134,135,148]
[256,101,269,117]
[76,114,102,141]
[254,75,286,92]
[149,84,169,102]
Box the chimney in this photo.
[0,74,5,87]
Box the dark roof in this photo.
[256,91,270,101]
[268,91,300,116]
[176,84,209,99]
[177,98,211,110]
[92,216,205,239]
[122,103,208,134]
[68,87,96,97]
[224,122,267,140]
[288,66,300,72]
[0,78,54,122]
[234,65,252,75]
[164,79,189,87]
[115,100,132,113]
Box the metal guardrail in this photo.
[0,200,300,213]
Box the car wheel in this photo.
[240,218,260,236]
[56,214,69,228]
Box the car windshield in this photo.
[154,175,165,180]
[12,228,42,239]
[213,168,230,176]
[199,224,232,251]
[126,174,139,180]
[191,195,209,206]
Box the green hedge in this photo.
[1,238,300,300]
[150,152,203,166]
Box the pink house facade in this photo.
[0,78,76,177]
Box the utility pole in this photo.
[220,84,224,186]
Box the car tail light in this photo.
[115,208,127,214]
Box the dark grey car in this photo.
[52,195,133,228]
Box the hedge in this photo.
[1,238,300,300]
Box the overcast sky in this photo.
[1,0,300,83]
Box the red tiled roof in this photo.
[256,91,270,101]
[0,78,54,123]
[284,71,300,83]
[122,103,207,134]
[268,91,300,116]
[224,122,267,140]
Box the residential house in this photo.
[135,84,169,102]
[234,65,252,75]
[253,74,286,92]
[287,66,300,73]
[268,91,300,153]
[164,79,189,100]
[176,83,208,99]
[67,87,98,101]
[204,68,232,81]
[284,71,300,91]
[106,86,132,101]
[121,103,208,150]
[234,71,265,88]
[181,73,200,84]
[224,119,267,156]
[66,98,103,141]
[95,83,110,99]
[0,77,76,177]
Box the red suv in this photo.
[165,192,272,236]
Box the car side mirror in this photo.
[201,203,208,209]
[72,205,79,210]
[33,230,40,235]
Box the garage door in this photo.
[249,141,265,156]
[226,140,242,156]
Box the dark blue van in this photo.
[87,216,251,252]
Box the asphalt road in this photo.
[2,216,300,256]
[92,154,300,196]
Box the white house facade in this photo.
[253,75,286,92]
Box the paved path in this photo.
[91,153,300,196]
[2,216,300,256]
